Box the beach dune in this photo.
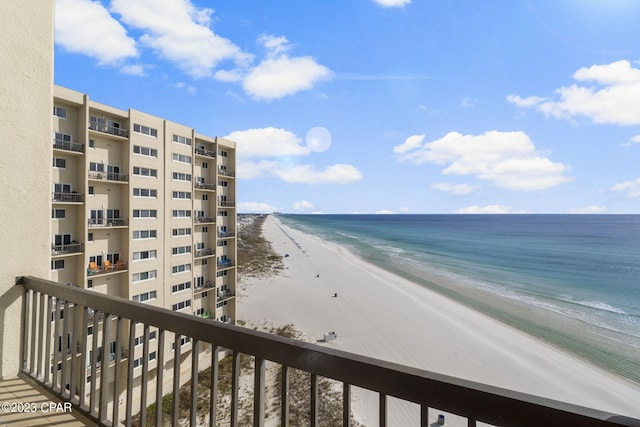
[239,215,640,425]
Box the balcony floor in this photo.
[0,376,96,426]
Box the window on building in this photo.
[172,153,192,164]
[88,139,95,148]
[132,290,157,302]
[133,188,157,198]
[133,145,158,158]
[172,300,191,311]
[172,191,191,199]
[218,180,228,187]
[88,186,94,195]
[173,134,192,146]
[52,209,66,219]
[51,260,65,270]
[133,250,157,261]
[132,271,157,282]
[172,172,192,181]
[133,167,157,178]
[172,246,191,255]
[133,209,157,218]
[202,161,208,168]
[53,106,67,119]
[219,150,228,157]
[172,264,191,274]
[133,230,157,240]
[133,123,158,137]
[87,279,93,289]
[172,210,191,218]
[171,282,191,293]
[172,228,191,236]
[52,158,67,168]
[202,194,208,201]
[54,132,72,142]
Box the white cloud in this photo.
[399,207,410,212]
[372,0,412,8]
[612,177,640,198]
[393,135,425,154]
[395,130,571,191]
[631,135,640,143]
[225,128,310,158]
[568,205,607,214]
[236,160,278,180]
[121,64,146,76]
[110,0,251,78]
[453,205,516,214]
[238,202,277,213]
[375,210,395,214]
[242,35,332,100]
[55,0,137,65]
[293,200,314,211]
[509,60,640,125]
[460,97,477,108]
[431,182,477,195]
[274,164,362,184]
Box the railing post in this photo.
[52,297,61,392]
[37,292,45,380]
[21,287,30,375]
[125,320,136,427]
[140,323,150,427]
[112,316,123,425]
[79,306,89,408]
[230,350,240,427]
[421,404,429,427]
[99,313,111,423]
[156,329,165,427]
[310,373,318,427]
[44,295,53,386]
[89,309,99,414]
[343,383,351,427]
[210,345,219,427]
[190,340,200,427]
[281,365,290,427]
[254,357,266,427]
[379,393,387,427]
[172,334,181,427]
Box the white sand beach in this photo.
[238,215,640,426]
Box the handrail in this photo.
[16,276,640,427]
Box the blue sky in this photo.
[54,0,640,214]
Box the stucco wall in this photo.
[0,0,54,378]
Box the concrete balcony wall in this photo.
[0,0,54,378]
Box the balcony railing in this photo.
[218,200,235,208]
[194,248,214,258]
[194,182,216,191]
[88,171,128,183]
[218,230,236,238]
[194,280,214,293]
[87,261,128,276]
[51,242,83,256]
[217,290,234,301]
[17,276,640,427]
[194,216,215,224]
[52,192,84,203]
[89,122,129,138]
[53,139,84,153]
[218,169,235,178]
[87,218,128,228]
[195,147,216,158]
[217,259,234,269]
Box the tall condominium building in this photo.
[50,85,237,397]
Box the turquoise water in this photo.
[277,214,640,383]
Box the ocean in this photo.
[277,214,640,384]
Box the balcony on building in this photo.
[217,168,235,178]
[194,215,215,225]
[218,230,236,238]
[218,200,235,208]
[194,248,215,259]
[87,218,128,228]
[88,171,128,183]
[194,180,216,191]
[52,192,84,203]
[216,289,234,302]
[86,260,128,276]
[16,276,639,427]
[51,242,84,257]
[194,146,216,158]
[52,138,84,154]
[88,120,129,139]
[217,259,234,269]
[193,280,214,294]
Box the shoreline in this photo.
[238,215,640,425]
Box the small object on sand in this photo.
[323,331,337,342]
[284,253,289,257]
[437,414,445,425]
[333,293,338,298]
[316,273,320,278]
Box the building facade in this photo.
[50,86,236,403]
